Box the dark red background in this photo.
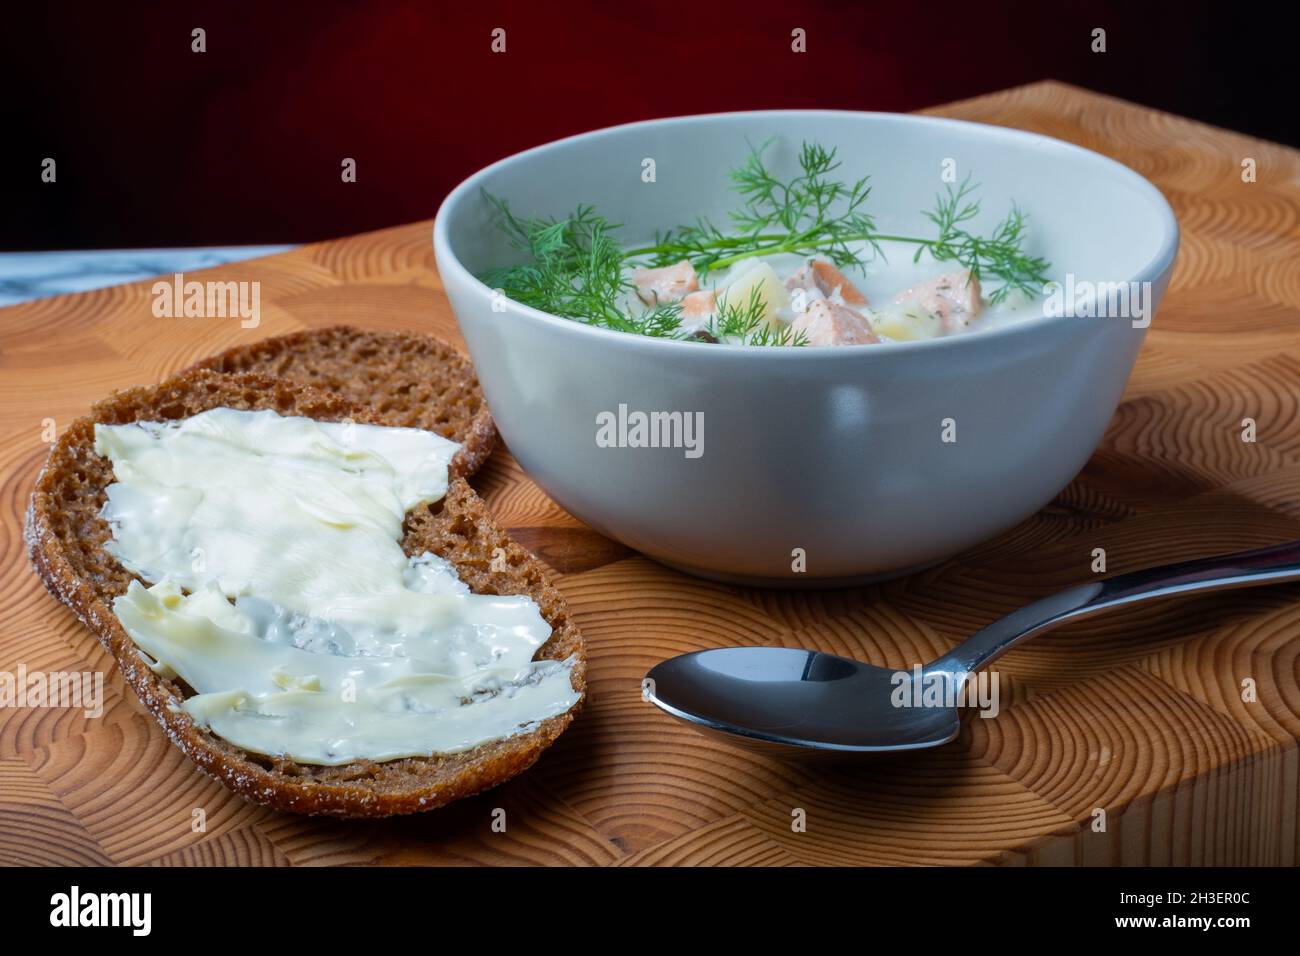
[4,0,1291,250]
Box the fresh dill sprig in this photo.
[634,301,686,338]
[639,140,879,278]
[915,176,1051,304]
[478,192,684,338]
[478,138,1053,345]
[706,285,809,346]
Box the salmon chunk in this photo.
[790,299,879,346]
[632,260,699,305]
[680,289,716,320]
[892,270,981,333]
[786,258,869,307]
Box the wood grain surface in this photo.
[3,81,1299,866]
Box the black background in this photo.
[2,0,1294,250]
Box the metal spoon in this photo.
[643,541,1300,756]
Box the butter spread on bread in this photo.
[94,407,580,765]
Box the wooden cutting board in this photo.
[3,80,1299,866]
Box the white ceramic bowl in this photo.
[434,111,1178,586]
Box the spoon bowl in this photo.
[645,647,961,755]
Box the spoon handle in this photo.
[933,540,1300,676]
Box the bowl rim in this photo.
[433,108,1180,359]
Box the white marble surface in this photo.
[0,246,295,307]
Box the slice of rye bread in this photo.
[187,324,498,479]
[24,368,586,818]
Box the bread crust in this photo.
[24,369,585,818]
[186,325,498,478]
